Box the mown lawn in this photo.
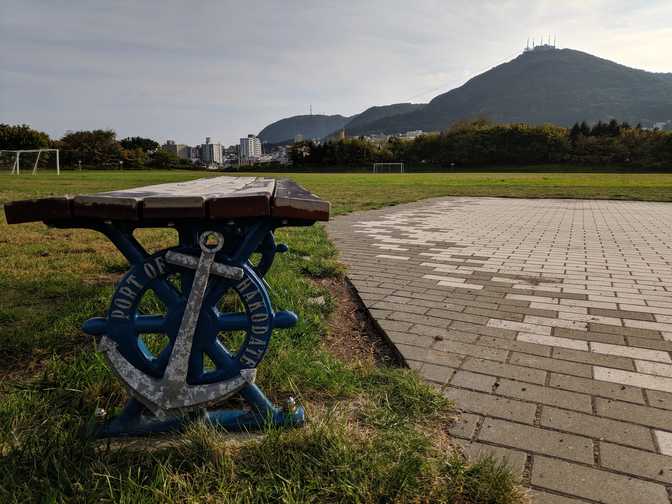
[2,170,672,213]
[6,167,664,502]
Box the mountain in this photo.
[257,102,427,143]
[259,48,672,140]
[348,48,672,134]
[343,103,426,131]
[257,114,350,144]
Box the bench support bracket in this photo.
[78,219,302,437]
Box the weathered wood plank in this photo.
[3,176,329,224]
[141,179,213,219]
[72,194,142,220]
[271,178,330,221]
[4,196,73,224]
[72,179,215,220]
[207,177,275,218]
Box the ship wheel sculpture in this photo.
[83,223,302,436]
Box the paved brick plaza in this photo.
[327,197,672,504]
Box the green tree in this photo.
[591,121,609,136]
[60,129,123,168]
[278,119,671,170]
[569,123,582,142]
[579,121,591,136]
[120,136,159,152]
[607,119,621,136]
[148,148,191,169]
[121,147,148,170]
[0,124,50,149]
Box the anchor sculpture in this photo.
[3,176,330,437]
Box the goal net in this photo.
[372,162,404,173]
[0,149,60,175]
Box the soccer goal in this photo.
[1,149,60,175]
[372,162,404,173]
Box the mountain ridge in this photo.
[257,102,426,143]
[259,47,672,141]
[257,114,350,144]
[348,48,672,135]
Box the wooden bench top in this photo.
[4,176,330,224]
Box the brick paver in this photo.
[327,197,672,503]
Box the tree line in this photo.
[3,120,670,171]
[0,124,192,170]
[290,119,672,169]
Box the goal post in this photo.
[372,162,404,173]
[1,149,60,175]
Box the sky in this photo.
[1,0,671,146]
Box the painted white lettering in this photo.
[250,312,268,323]
[236,277,253,292]
[119,286,138,300]
[248,301,264,313]
[246,347,262,357]
[144,263,157,279]
[111,310,130,320]
[127,274,143,290]
[114,298,133,310]
[240,355,256,367]
[243,290,259,302]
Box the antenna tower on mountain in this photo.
[524,33,559,53]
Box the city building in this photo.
[653,121,672,131]
[162,140,190,159]
[398,130,424,140]
[270,145,290,165]
[201,137,223,165]
[363,133,388,144]
[239,134,262,164]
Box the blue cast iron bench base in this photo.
[4,176,330,437]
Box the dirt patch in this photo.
[0,357,49,382]
[319,277,400,367]
[318,277,470,458]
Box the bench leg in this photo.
[87,221,302,438]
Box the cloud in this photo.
[1,0,670,145]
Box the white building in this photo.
[240,134,262,163]
[201,137,222,165]
[398,130,424,140]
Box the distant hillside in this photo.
[344,103,425,133]
[257,114,350,144]
[257,103,426,143]
[353,48,672,134]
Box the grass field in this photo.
[2,170,672,213]
[4,168,669,503]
